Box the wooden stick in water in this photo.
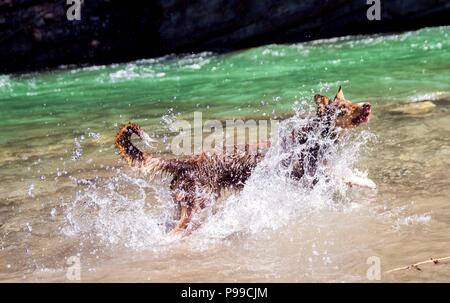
[385,256,450,274]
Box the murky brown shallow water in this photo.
[1,100,450,282]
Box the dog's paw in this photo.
[345,175,377,189]
[341,168,376,189]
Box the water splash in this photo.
[71,135,84,161]
[63,109,378,249]
[197,113,377,239]
[63,172,177,249]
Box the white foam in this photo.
[63,113,379,249]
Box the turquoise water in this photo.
[0,26,449,149]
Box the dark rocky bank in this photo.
[1,0,449,74]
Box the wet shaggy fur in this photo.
[115,87,371,234]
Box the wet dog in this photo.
[115,87,372,234]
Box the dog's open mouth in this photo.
[352,107,371,125]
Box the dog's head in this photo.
[314,86,371,128]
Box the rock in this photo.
[0,0,449,73]
[388,101,436,115]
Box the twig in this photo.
[385,256,450,274]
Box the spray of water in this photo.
[63,108,377,250]
[197,113,377,239]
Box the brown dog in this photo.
[115,87,371,234]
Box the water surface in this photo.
[0,26,450,282]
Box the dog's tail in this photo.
[115,123,182,175]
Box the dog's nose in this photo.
[362,103,371,111]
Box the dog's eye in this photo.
[337,106,347,116]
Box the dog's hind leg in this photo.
[168,186,219,236]
[187,192,219,233]
[167,178,196,235]
[168,205,193,235]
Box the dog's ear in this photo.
[314,94,330,115]
[334,86,345,100]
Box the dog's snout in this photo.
[362,103,371,111]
